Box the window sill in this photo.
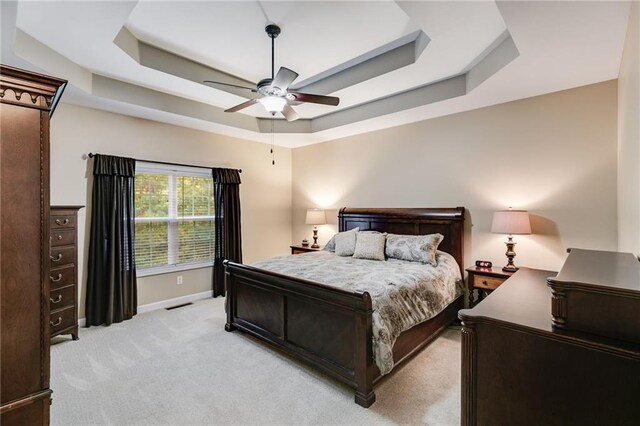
[137,262,213,278]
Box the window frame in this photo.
[134,162,214,277]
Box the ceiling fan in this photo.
[204,24,339,122]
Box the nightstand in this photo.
[466,266,515,307]
[290,245,322,255]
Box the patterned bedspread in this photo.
[251,251,462,374]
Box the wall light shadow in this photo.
[529,214,559,236]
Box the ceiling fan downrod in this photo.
[265,24,281,80]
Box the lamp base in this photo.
[502,236,518,272]
[311,227,319,248]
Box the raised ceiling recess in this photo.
[2,1,631,147]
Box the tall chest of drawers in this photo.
[49,206,83,340]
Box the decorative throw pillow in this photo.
[334,229,359,256]
[324,227,359,252]
[385,233,444,266]
[353,232,387,261]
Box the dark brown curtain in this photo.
[86,154,137,326]
[212,168,242,297]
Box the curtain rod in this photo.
[84,153,241,174]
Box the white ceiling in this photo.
[1,1,632,147]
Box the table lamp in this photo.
[305,209,326,248]
[491,209,531,272]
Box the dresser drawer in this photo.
[50,229,76,247]
[472,274,505,290]
[49,306,76,335]
[50,245,76,267]
[49,265,76,290]
[50,214,77,230]
[50,285,75,312]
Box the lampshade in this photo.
[258,96,287,113]
[491,210,531,235]
[305,209,326,226]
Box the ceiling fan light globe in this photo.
[259,96,287,113]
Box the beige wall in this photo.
[50,104,292,318]
[292,81,618,272]
[49,78,621,319]
[618,0,640,256]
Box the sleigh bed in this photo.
[224,207,465,407]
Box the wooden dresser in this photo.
[49,206,83,340]
[459,252,640,426]
[547,248,640,343]
[0,66,66,425]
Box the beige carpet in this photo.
[51,298,461,425]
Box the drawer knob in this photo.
[55,218,70,226]
[50,295,62,304]
[482,280,488,285]
[50,317,62,327]
[50,273,62,282]
[51,253,63,262]
[56,235,63,240]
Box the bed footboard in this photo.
[224,260,377,407]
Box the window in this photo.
[134,162,214,276]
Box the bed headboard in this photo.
[338,207,465,274]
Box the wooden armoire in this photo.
[0,65,66,424]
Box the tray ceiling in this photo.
[1,1,631,147]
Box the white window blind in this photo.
[134,162,214,276]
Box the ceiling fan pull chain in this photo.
[271,117,275,165]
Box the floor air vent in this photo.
[165,302,193,311]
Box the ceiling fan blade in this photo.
[203,81,257,92]
[225,99,258,113]
[281,104,299,122]
[289,92,340,106]
[272,67,298,91]
[204,81,260,100]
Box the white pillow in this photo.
[334,230,358,256]
[353,232,387,261]
[324,227,359,252]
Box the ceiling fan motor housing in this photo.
[258,78,285,96]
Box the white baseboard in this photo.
[79,290,213,327]
[136,290,214,314]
